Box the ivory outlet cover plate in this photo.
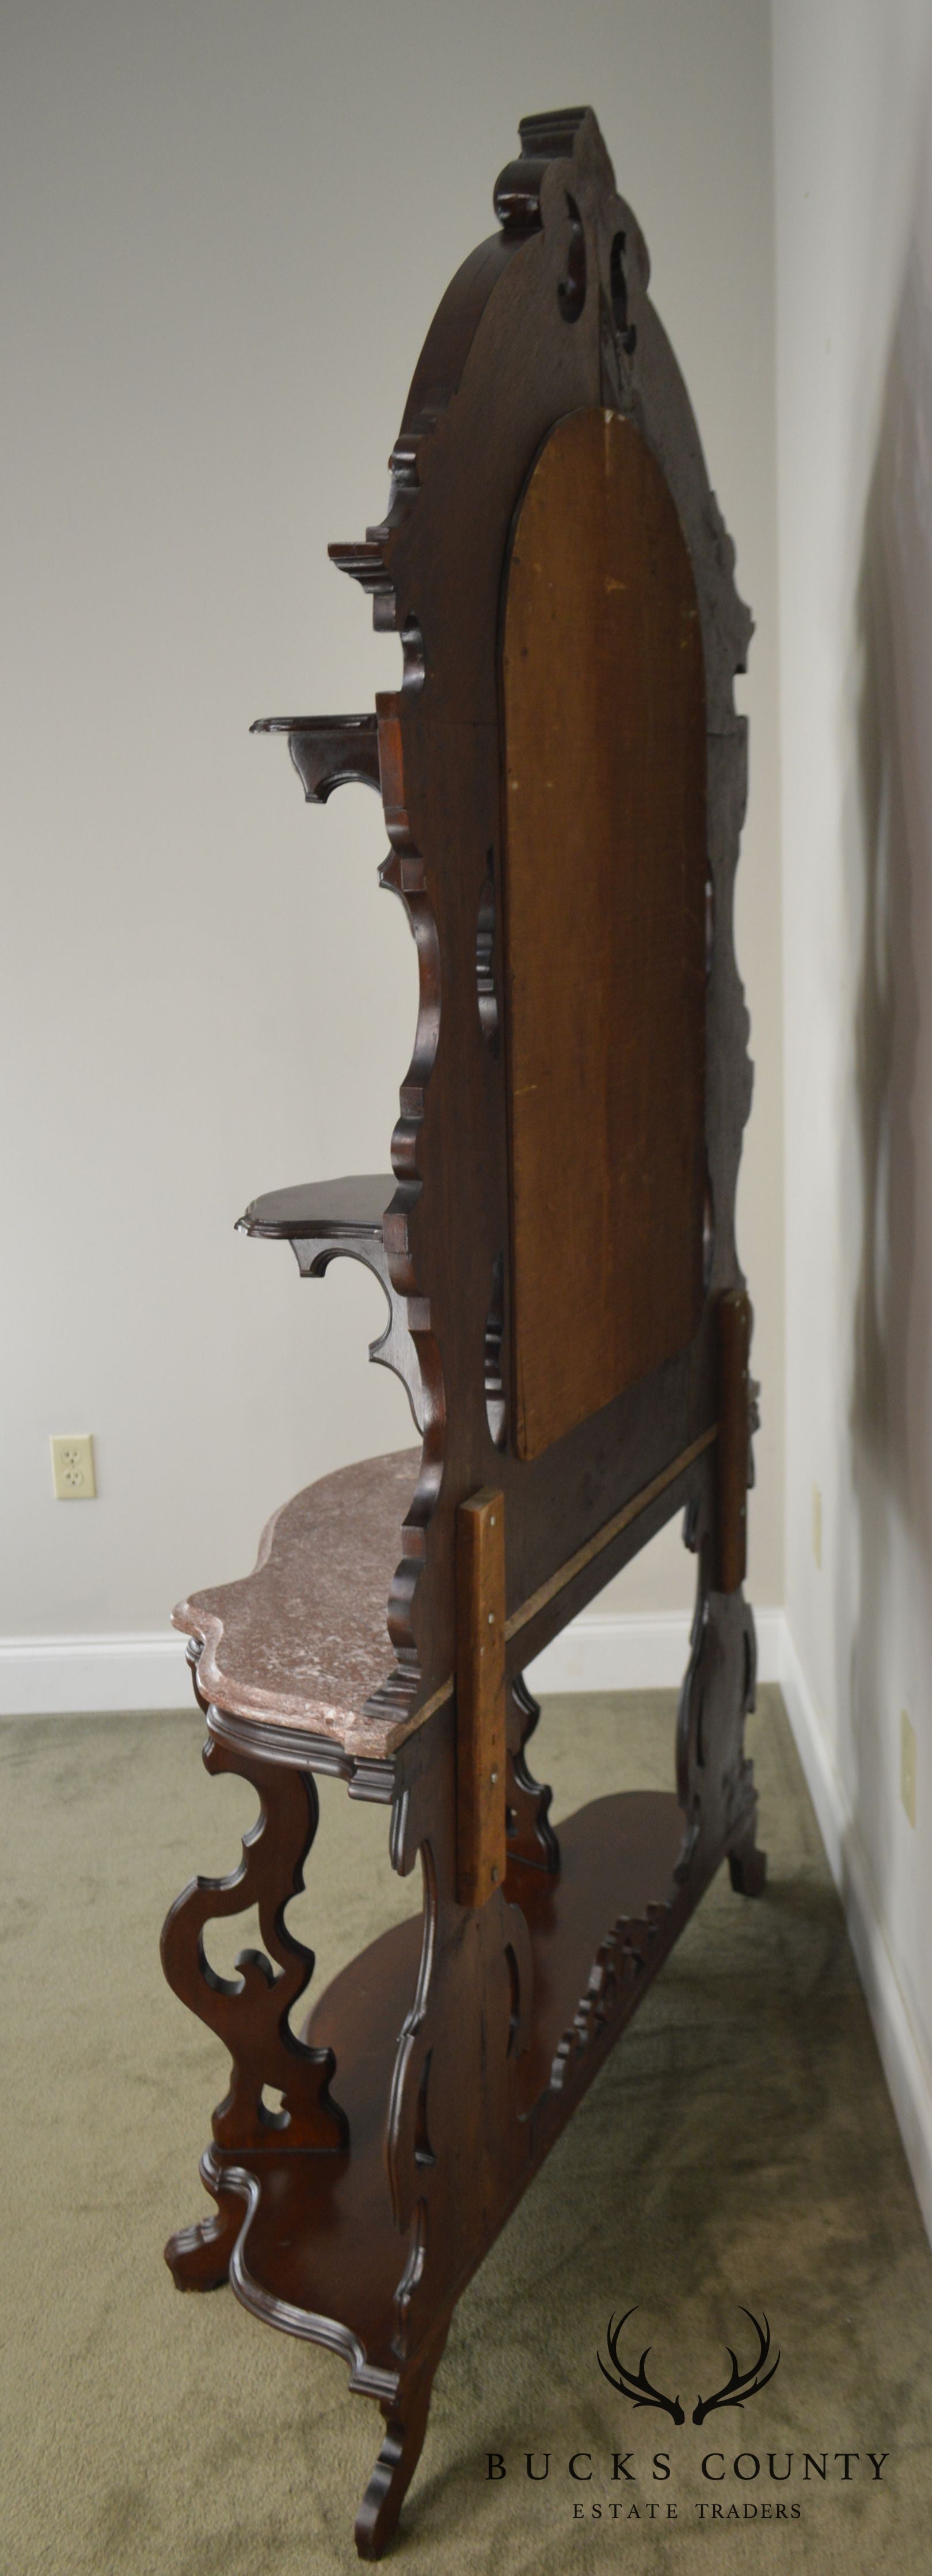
[51,1434,96,1500]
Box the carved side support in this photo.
[362,705,447,1718]
[717,1287,752,1592]
[162,1716,347,2290]
[676,1467,766,1897]
[295,1240,425,1434]
[355,2308,454,2560]
[505,1674,559,1871]
[351,1708,534,2554]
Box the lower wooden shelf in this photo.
[210,1787,686,2383]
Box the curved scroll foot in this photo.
[165,2154,245,2292]
[728,1835,767,1898]
[355,2325,449,2560]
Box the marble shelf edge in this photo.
[171,1449,438,1762]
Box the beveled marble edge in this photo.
[174,1602,448,1758]
[170,1450,433,1757]
[171,1431,714,1762]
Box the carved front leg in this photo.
[161,1721,346,2288]
[163,2151,249,2293]
[355,2310,453,2560]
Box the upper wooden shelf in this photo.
[237,1174,392,1243]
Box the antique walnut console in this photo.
[161,106,764,2560]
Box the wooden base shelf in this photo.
[180,1790,690,2381]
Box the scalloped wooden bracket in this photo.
[159,1730,347,2161]
[237,1177,425,1434]
[250,713,381,801]
[328,540,397,631]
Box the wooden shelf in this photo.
[238,1175,392,1243]
[214,1789,686,2377]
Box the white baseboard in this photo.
[0,1605,785,1717]
[0,1631,192,1715]
[527,1604,784,1692]
[778,1616,932,2253]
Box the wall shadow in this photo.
[851,155,932,1896]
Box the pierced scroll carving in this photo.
[161,1726,347,2166]
[550,1896,672,2094]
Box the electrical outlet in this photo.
[900,1708,916,1829]
[812,1482,822,1569]
[51,1434,96,1500]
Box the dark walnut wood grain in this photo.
[502,407,706,1459]
[455,1489,507,1906]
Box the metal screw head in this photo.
[490,1864,499,1884]
[490,1768,499,1785]
[488,1611,494,1625]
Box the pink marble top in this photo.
[172,1449,425,1756]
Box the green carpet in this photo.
[3,1687,930,2574]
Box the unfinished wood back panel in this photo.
[501,405,707,1462]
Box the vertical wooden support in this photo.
[456,1489,507,1906]
[717,1289,752,1592]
